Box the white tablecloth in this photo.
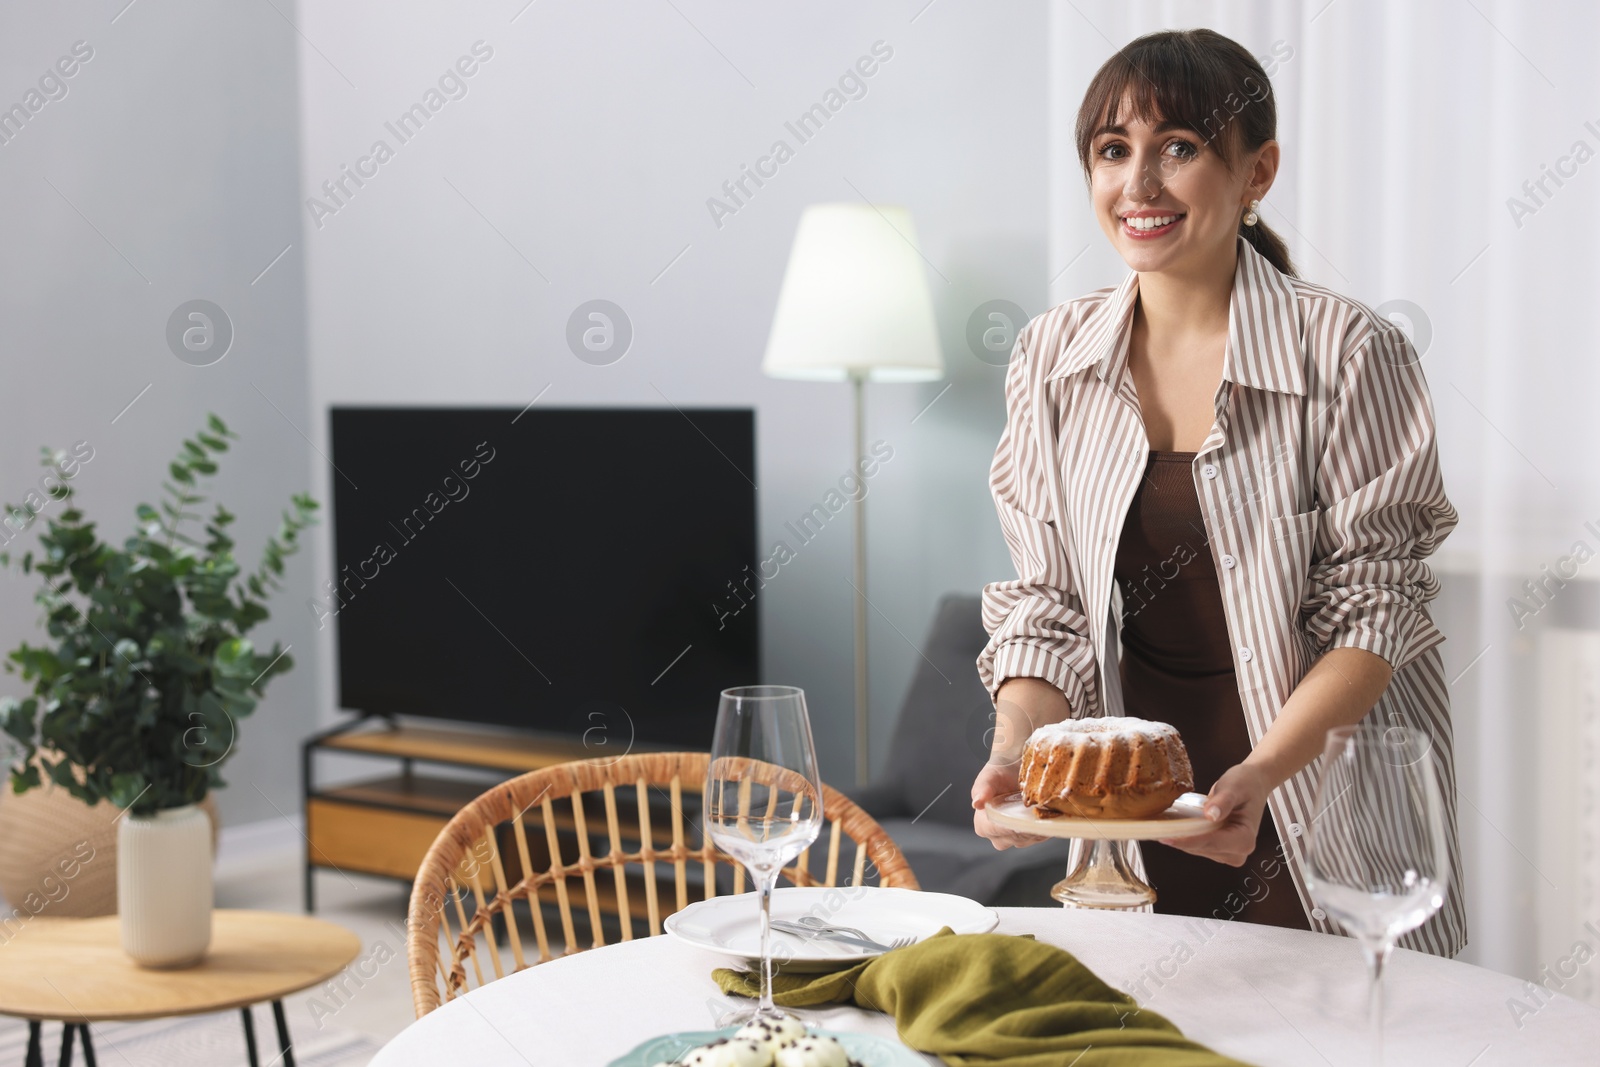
[372,907,1600,1066]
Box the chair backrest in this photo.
[406,751,918,1018]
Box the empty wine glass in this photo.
[1305,722,1449,1065]
[704,685,824,1026]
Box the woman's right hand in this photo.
[974,678,1071,849]
[971,760,1050,850]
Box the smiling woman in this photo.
[971,27,1467,959]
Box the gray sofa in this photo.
[846,593,1075,905]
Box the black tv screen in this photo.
[326,407,759,746]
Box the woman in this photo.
[970,28,1466,956]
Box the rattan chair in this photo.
[406,751,918,1017]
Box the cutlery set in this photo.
[768,917,915,953]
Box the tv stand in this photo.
[300,717,610,912]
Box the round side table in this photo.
[0,909,361,1067]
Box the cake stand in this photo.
[984,792,1214,909]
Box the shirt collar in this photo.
[1043,234,1305,396]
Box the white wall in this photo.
[295,0,1049,783]
[0,1,316,826]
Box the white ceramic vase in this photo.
[117,803,213,968]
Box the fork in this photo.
[773,918,914,952]
[793,915,907,944]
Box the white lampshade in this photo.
[762,203,944,383]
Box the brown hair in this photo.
[1074,28,1296,278]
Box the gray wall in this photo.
[296,1,1048,785]
[0,1,315,825]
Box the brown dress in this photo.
[1113,451,1311,931]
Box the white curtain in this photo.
[1048,0,1600,991]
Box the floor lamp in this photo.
[761,203,944,785]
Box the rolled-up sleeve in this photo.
[1302,323,1458,671]
[975,328,1099,713]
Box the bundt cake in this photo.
[1019,716,1194,819]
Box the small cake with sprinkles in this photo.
[679,1036,770,1067]
[773,1034,851,1067]
[734,1016,806,1053]
[655,1022,863,1067]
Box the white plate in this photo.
[664,885,997,971]
[984,791,1214,841]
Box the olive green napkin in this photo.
[712,927,1257,1067]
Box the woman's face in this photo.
[1088,101,1273,274]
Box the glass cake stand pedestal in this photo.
[984,792,1213,909]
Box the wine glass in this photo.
[704,685,824,1026]
[1304,722,1449,1064]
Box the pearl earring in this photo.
[1242,199,1260,227]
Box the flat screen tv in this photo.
[326,406,759,747]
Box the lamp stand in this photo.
[850,370,870,787]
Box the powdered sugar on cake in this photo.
[1027,716,1181,744]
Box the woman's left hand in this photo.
[1157,762,1271,867]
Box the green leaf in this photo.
[257,650,292,682]
[0,696,38,747]
[214,638,254,669]
[211,682,257,716]
[109,772,149,811]
[184,692,236,761]
[168,462,194,485]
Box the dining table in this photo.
[370,905,1600,1066]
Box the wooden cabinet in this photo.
[301,719,628,911]
[300,720,703,933]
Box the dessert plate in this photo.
[984,791,1214,840]
[664,885,996,971]
[607,1027,928,1066]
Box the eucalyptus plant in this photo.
[0,415,317,816]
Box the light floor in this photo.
[215,841,421,1053]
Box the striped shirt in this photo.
[976,234,1466,957]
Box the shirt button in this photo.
[1220,554,1237,570]
[1311,907,1327,921]
[1201,463,1218,479]
[1238,646,1254,663]
[1288,822,1302,837]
